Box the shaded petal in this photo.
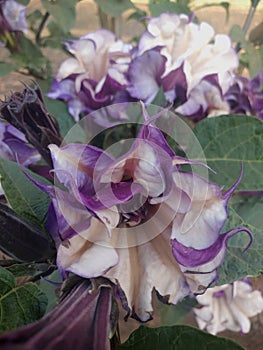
[49,143,113,195]
[171,226,252,269]
[56,58,84,81]
[127,50,166,103]
[3,0,27,33]
[105,230,190,322]
[57,232,118,278]
[47,79,76,100]
[171,172,228,249]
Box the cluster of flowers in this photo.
[0,1,263,338]
[0,84,258,328]
[194,279,263,335]
[47,12,263,122]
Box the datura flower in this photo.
[194,279,263,335]
[0,0,27,32]
[47,29,132,121]
[128,12,238,120]
[0,0,27,52]
[37,112,251,322]
[225,70,263,120]
[0,278,116,350]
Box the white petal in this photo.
[57,233,118,278]
[56,58,83,81]
[171,172,227,249]
[105,230,190,321]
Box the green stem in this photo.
[36,11,50,45]
[236,0,261,52]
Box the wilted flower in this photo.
[224,70,263,120]
[0,0,27,52]
[0,84,62,168]
[128,13,238,120]
[47,29,133,121]
[0,278,117,350]
[194,279,263,335]
[34,107,252,322]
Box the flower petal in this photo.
[105,230,190,322]
[171,172,228,249]
[57,233,118,278]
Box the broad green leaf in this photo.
[151,87,167,107]
[94,0,136,18]
[149,2,191,16]
[43,21,71,49]
[230,193,263,228]
[218,198,263,284]
[38,79,76,137]
[11,36,51,78]
[159,297,197,326]
[0,62,16,77]
[189,115,263,191]
[0,267,47,334]
[4,263,43,278]
[41,0,77,33]
[0,158,51,227]
[118,325,244,350]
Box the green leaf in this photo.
[41,0,77,33]
[151,86,167,107]
[94,0,136,18]
[43,21,71,49]
[230,25,263,77]
[38,79,76,137]
[159,297,197,326]
[189,115,263,191]
[149,1,191,16]
[0,158,51,227]
[11,36,51,78]
[0,62,16,77]
[218,199,263,284]
[4,263,43,278]
[118,325,244,350]
[0,267,47,334]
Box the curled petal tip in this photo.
[223,163,243,200]
[224,225,253,252]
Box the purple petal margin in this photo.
[0,280,113,350]
[171,226,253,268]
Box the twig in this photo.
[36,11,50,45]
[236,0,261,52]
